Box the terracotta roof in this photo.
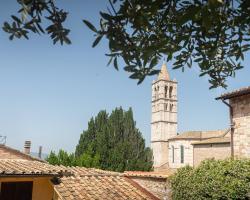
[55,174,159,200]
[192,137,230,145]
[124,170,174,179]
[0,144,44,162]
[0,159,68,176]
[216,86,250,100]
[158,63,170,80]
[60,166,122,176]
[169,130,226,141]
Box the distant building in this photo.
[151,63,250,171]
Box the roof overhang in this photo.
[216,86,250,100]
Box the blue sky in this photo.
[0,1,249,154]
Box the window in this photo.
[180,145,184,163]
[172,146,175,163]
[164,103,168,111]
[164,86,168,98]
[170,104,173,112]
[155,86,159,99]
[169,86,173,98]
[0,181,33,200]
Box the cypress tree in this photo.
[75,107,153,172]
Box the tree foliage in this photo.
[170,159,250,200]
[3,0,70,44]
[46,149,76,166]
[46,107,152,172]
[4,0,250,88]
[75,107,152,172]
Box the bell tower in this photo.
[151,63,177,170]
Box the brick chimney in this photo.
[38,146,42,159]
[24,141,31,154]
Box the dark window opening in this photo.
[170,104,173,112]
[164,86,168,98]
[169,86,173,98]
[0,181,33,200]
[164,103,168,111]
[172,146,175,163]
[180,145,184,163]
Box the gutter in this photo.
[221,99,235,159]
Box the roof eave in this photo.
[0,174,57,178]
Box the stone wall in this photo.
[151,141,169,170]
[230,93,250,158]
[168,139,195,168]
[129,177,171,200]
[193,143,231,166]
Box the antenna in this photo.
[0,135,7,145]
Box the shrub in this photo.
[170,159,250,200]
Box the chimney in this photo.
[38,146,42,159]
[24,141,31,154]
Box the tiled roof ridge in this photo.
[124,170,173,179]
[73,173,122,177]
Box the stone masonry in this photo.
[151,63,177,170]
[230,93,250,157]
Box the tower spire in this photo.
[158,62,170,80]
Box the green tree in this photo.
[3,0,250,88]
[75,107,153,172]
[170,159,250,200]
[46,149,76,166]
[46,151,59,165]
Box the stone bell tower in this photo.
[151,63,177,170]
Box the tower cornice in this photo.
[152,79,177,85]
[151,121,177,124]
[151,98,178,103]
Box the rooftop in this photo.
[0,144,44,162]
[216,86,250,100]
[192,137,230,145]
[124,170,174,179]
[169,130,226,141]
[0,159,67,177]
[0,158,160,199]
[55,175,159,200]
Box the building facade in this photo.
[151,64,250,170]
[216,86,250,158]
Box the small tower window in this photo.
[170,104,173,112]
[169,86,173,98]
[180,145,184,163]
[164,86,168,98]
[155,87,159,99]
[172,146,175,163]
[164,103,168,111]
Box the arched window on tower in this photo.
[172,146,175,163]
[169,86,173,98]
[180,145,184,163]
[164,86,168,98]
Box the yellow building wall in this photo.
[0,176,54,200]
